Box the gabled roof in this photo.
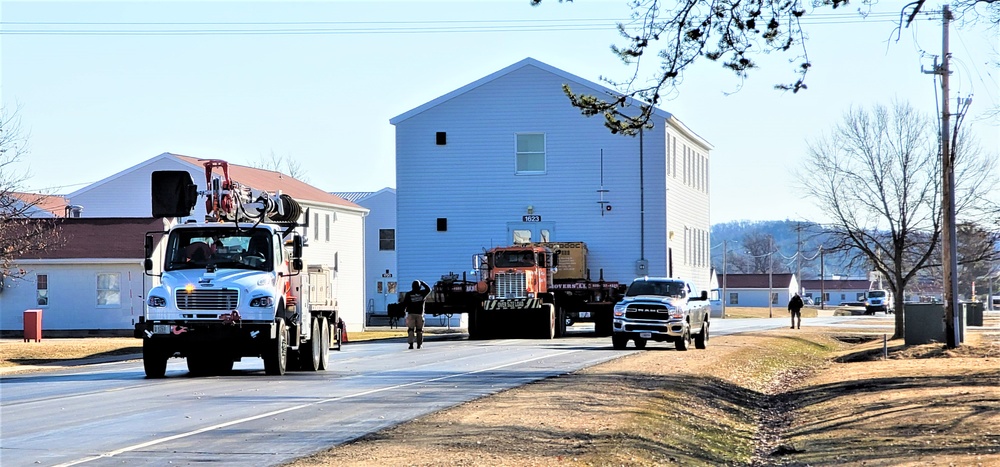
[332,187,395,203]
[5,192,69,217]
[172,154,362,211]
[800,279,872,291]
[331,191,374,203]
[68,153,363,212]
[717,273,795,289]
[14,217,166,260]
[389,57,673,125]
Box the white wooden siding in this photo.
[293,204,366,332]
[69,155,211,220]
[354,190,399,316]
[664,121,712,292]
[395,64,676,288]
[0,263,146,333]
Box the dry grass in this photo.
[291,324,1000,467]
[723,306,820,319]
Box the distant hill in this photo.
[711,220,865,280]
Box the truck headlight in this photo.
[613,304,626,317]
[250,296,274,307]
[147,296,166,307]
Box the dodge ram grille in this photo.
[176,289,239,311]
[624,303,670,320]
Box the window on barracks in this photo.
[379,229,396,251]
[515,133,545,174]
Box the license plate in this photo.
[153,325,172,334]
[579,311,591,318]
[640,332,652,338]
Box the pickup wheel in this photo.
[263,319,288,376]
[611,334,629,350]
[633,337,648,349]
[318,316,331,370]
[675,328,690,351]
[142,339,169,379]
[694,321,709,349]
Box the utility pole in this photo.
[820,246,826,311]
[939,5,961,348]
[796,222,803,296]
[768,236,774,318]
[722,240,728,319]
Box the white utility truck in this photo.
[134,160,340,378]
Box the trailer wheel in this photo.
[318,316,331,370]
[468,309,485,340]
[694,321,709,349]
[555,306,568,338]
[611,334,628,350]
[594,310,613,337]
[300,317,321,372]
[540,304,556,339]
[142,339,169,379]
[263,319,288,375]
[332,317,343,351]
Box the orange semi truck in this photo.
[424,242,624,339]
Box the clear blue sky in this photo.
[2,1,997,223]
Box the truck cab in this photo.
[865,289,893,315]
[611,277,710,350]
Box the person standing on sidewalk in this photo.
[788,293,804,329]
[401,280,431,349]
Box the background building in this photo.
[390,58,713,296]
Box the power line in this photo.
[0,12,937,36]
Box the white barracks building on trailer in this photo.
[390,58,713,294]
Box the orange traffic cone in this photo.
[338,318,349,343]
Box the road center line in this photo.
[54,348,581,466]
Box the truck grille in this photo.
[495,273,527,299]
[176,289,239,311]
[624,303,670,320]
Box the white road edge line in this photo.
[53,348,580,466]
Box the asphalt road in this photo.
[0,316,865,467]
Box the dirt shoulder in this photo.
[4,323,997,465]
[290,324,1000,467]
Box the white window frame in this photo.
[96,272,122,308]
[36,274,49,307]
[514,133,546,175]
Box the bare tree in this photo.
[251,150,308,183]
[0,106,62,282]
[532,0,999,135]
[955,222,1000,299]
[801,101,998,338]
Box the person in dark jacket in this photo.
[788,293,805,329]
[401,280,431,349]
